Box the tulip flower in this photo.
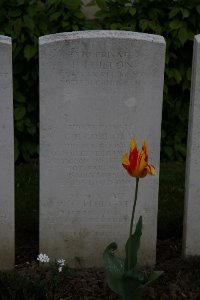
[122,139,156,178]
[103,137,162,300]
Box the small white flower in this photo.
[58,266,63,272]
[57,258,65,266]
[37,253,50,263]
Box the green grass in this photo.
[15,161,185,239]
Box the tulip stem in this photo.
[129,177,139,237]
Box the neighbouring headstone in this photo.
[40,31,165,267]
[183,35,200,256]
[0,36,14,269]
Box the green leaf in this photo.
[103,243,124,278]
[62,21,70,27]
[169,19,182,30]
[72,24,79,31]
[167,69,182,83]
[122,278,143,300]
[129,7,136,17]
[178,27,188,45]
[27,125,36,136]
[49,12,61,21]
[125,216,142,272]
[175,143,186,156]
[14,106,26,121]
[95,10,108,18]
[15,91,25,103]
[181,8,189,18]
[73,11,85,19]
[23,15,35,30]
[15,120,24,132]
[139,19,149,31]
[196,4,200,15]
[169,7,179,18]
[164,146,173,158]
[24,44,37,61]
[103,242,124,296]
[111,23,120,30]
[145,271,164,286]
[24,118,32,126]
[65,0,80,10]
[21,141,37,160]
[96,0,107,11]
[27,100,37,113]
[173,69,182,83]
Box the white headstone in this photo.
[0,36,14,269]
[183,35,200,256]
[40,31,165,267]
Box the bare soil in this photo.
[14,234,200,299]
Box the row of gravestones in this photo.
[0,31,199,270]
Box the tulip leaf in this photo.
[125,216,142,272]
[121,276,144,300]
[145,271,164,287]
[103,242,125,296]
[124,267,144,282]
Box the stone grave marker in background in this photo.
[40,31,165,267]
[183,35,200,256]
[0,36,14,269]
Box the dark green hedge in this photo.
[0,0,200,161]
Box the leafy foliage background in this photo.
[0,0,200,161]
[0,0,95,161]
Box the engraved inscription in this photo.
[52,123,132,185]
[0,214,8,224]
[61,48,135,87]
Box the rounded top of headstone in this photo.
[195,34,200,43]
[39,30,165,45]
[0,35,11,45]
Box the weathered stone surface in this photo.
[183,35,200,256]
[0,36,14,269]
[40,31,165,267]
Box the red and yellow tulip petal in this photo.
[130,139,137,152]
[137,150,147,175]
[122,153,130,166]
[122,138,155,178]
[145,164,156,175]
[142,140,148,162]
[122,153,132,174]
[129,147,138,172]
